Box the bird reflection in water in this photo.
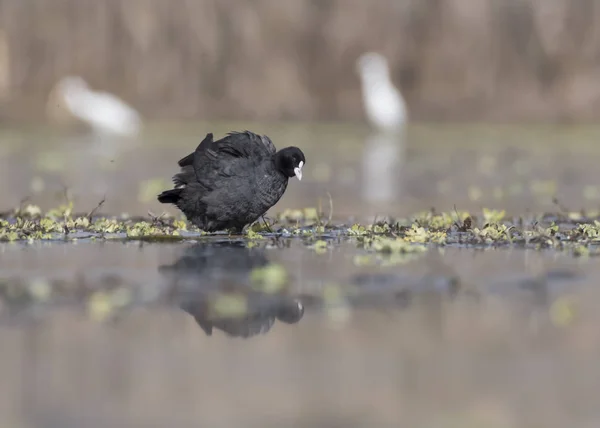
[361,131,406,205]
[159,241,304,338]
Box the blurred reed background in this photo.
[0,0,599,124]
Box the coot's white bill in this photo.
[294,161,304,181]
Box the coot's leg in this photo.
[260,216,273,233]
[229,226,244,236]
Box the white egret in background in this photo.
[56,76,142,138]
[52,76,143,197]
[356,52,407,133]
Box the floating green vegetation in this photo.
[250,263,289,293]
[411,209,470,230]
[210,293,249,319]
[87,287,133,322]
[0,202,201,242]
[277,207,320,223]
[2,202,600,256]
[245,229,266,240]
[550,295,578,327]
[0,275,138,322]
[309,239,329,254]
[404,224,446,244]
[362,236,428,254]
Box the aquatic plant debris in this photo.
[250,264,289,293]
[1,203,600,255]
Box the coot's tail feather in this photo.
[173,165,195,187]
[158,188,183,204]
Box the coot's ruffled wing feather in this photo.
[171,133,213,187]
[175,131,275,190]
[177,133,213,167]
[209,131,276,159]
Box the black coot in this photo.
[158,131,305,233]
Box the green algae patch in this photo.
[126,221,160,238]
[411,210,470,230]
[245,229,266,240]
[363,236,428,255]
[0,203,201,242]
[2,203,600,255]
[348,223,369,236]
[250,264,289,293]
[277,207,320,224]
[87,287,133,322]
[309,239,329,254]
[404,224,446,245]
[210,293,249,319]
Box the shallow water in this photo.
[5,122,600,219]
[2,122,600,427]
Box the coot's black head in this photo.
[274,147,306,181]
[276,299,305,324]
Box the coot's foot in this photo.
[228,226,245,236]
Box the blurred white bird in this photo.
[56,76,142,138]
[356,52,407,133]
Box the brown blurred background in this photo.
[1,0,600,124]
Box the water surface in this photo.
[2,122,600,427]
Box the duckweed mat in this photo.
[2,203,600,256]
[1,203,593,332]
